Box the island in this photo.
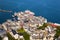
[0,10,60,40]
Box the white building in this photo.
[3,36,8,40]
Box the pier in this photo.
[0,9,12,13]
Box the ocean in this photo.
[0,0,60,24]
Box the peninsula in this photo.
[0,10,60,40]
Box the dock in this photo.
[0,9,12,13]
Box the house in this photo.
[3,36,8,40]
[0,28,6,36]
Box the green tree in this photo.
[0,36,2,40]
[7,32,18,40]
[54,26,60,39]
[17,28,30,40]
[37,23,47,30]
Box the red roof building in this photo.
[50,24,58,28]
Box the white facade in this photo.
[3,36,8,40]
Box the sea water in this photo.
[0,0,60,24]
